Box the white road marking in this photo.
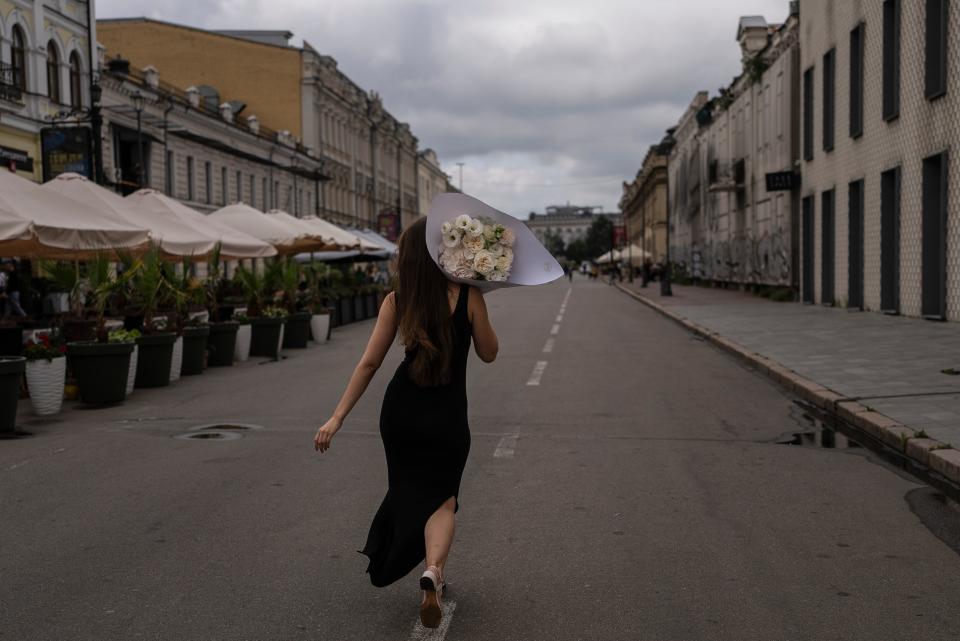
[493,433,519,459]
[527,360,548,386]
[543,338,554,353]
[556,315,563,322]
[408,600,457,641]
[550,324,560,335]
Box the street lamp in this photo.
[657,128,677,296]
[131,90,146,188]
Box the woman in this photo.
[313,216,499,628]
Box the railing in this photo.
[0,63,24,104]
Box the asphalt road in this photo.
[2,277,960,641]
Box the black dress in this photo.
[359,283,472,587]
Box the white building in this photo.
[799,0,959,320]
[526,205,622,247]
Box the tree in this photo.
[544,231,566,257]
[564,238,589,264]
[585,216,614,260]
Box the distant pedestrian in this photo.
[2,260,26,317]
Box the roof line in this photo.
[96,17,299,53]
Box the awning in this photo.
[125,189,277,259]
[43,172,216,259]
[0,169,150,259]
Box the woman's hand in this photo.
[314,416,343,453]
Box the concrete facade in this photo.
[0,0,95,182]
[668,12,800,287]
[526,205,623,248]
[416,148,450,226]
[799,0,960,321]
[620,146,668,263]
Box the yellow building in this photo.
[620,146,668,264]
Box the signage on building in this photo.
[0,144,34,172]
[378,210,401,242]
[41,127,92,181]
[613,224,627,247]
[765,171,800,192]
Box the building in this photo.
[526,204,623,248]
[416,148,451,226]
[620,145,668,263]
[667,9,800,287]
[97,58,323,217]
[0,0,96,182]
[96,18,449,239]
[799,0,959,320]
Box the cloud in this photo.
[98,0,790,216]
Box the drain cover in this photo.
[174,430,242,441]
[188,423,263,432]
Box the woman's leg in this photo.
[424,496,457,574]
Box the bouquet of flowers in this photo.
[438,215,516,282]
[427,194,562,292]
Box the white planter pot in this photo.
[234,324,251,362]
[311,314,330,344]
[170,336,183,382]
[125,345,138,397]
[25,357,66,416]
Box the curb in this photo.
[614,282,960,486]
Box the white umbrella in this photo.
[211,204,335,254]
[0,169,150,259]
[43,173,217,259]
[125,189,277,260]
[298,215,382,251]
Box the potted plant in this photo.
[0,355,25,435]
[203,244,240,367]
[109,328,141,397]
[65,254,138,405]
[279,258,311,349]
[365,282,378,319]
[351,271,366,321]
[23,332,67,416]
[233,312,252,362]
[39,261,96,342]
[236,261,286,360]
[325,268,343,329]
[305,263,332,344]
[128,246,179,388]
[166,259,209,377]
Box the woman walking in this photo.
[313,216,499,628]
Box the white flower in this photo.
[473,250,496,275]
[441,221,453,235]
[500,227,516,247]
[467,218,484,237]
[442,229,461,248]
[454,214,472,231]
[495,255,512,273]
[488,243,504,258]
[453,266,476,279]
[482,224,497,241]
[463,234,484,252]
[500,247,514,263]
[487,269,508,282]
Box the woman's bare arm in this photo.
[314,292,398,452]
[467,286,498,362]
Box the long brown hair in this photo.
[394,217,455,386]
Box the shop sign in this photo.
[41,127,92,181]
[0,144,33,172]
[378,210,401,242]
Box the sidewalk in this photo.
[615,280,960,485]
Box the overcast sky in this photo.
[99,0,790,218]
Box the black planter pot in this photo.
[353,295,365,321]
[249,317,284,358]
[0,327,22,357]
[207,322,239,367]
[282,312,311,349]
[365,293,377,318]
[0,356,25,435]
[340,297,354,325]
[67,342,133,405]
[64,318,97,343]
[134,333,177,388]
[180,326,210,376]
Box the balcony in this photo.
[0,64,25,105]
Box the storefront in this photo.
[0,126,41,182]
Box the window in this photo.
[236,171,242,202]
[850,23,865,138]
[880,167,901,313]
[821,189,835,305]
[274,181,280,209]
[165,150,175,196]
[921,151,949,319]
[262,177,268,210]
[69,52,82,109]
[11,26,26,91]
[250,175,256,206]
[848,180,865,310]
[204,161,212,204]
[187,156,195,201]
[925,0,949,100]
[46,42,61,103]
[802,196,815,303]
[883,0,901,120]
[803,66,814,161]
[823,49,835,152]
[221,166,227,204]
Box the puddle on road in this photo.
[777,403,864,449]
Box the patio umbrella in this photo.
[297,215,382,251]
[43,173,217,259]
[211,204,334,254]
[125,189,277,260]
[0,170,150,259]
